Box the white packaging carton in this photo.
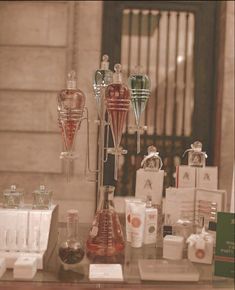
[143,206,158,245]
[163,235,184,260]
[196,166,218,189]
[135,169,164,205]
[13,256,37,280]
[176,165,196,188]
[187,230,214,264]
[165,188,195,225]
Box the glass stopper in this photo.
[10,185,16,192]
[67,70,77,89]
[113,64,122,83]
[114,63,122,73]
[39,185,46,192]
[101,54,110,70]
[147,145,157,154]
[191,141,202,151]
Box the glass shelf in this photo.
[0,223,234,289]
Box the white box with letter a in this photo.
[135,169,164,205]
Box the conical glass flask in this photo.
[57,71,86,180]
[128,68,151,153]
[105,64,131,180]
[86,185,125,262]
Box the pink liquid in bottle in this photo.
[86,186,125,263]
[58,72,85,156]
[105,64,130,180]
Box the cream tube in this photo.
[125,198,142,242]
[130,202,146,248]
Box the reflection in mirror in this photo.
[116,9,195,195]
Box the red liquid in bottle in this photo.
[58,89,85,153]
[105,84,130,148]
[86,186,125,263]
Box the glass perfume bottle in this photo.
[59,209,85,270]
[183,141,207,167]
[128,68,151,153]
[93,54,113,119]
[141,145,163,171]
[86,185,125,262]
[33,185,52,209]
[3,185,24,209]
[93,55,113,188]
[105,64,131,180]
[57,71,86,180]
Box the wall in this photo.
[0,1,102,222]
[219,1,234,208]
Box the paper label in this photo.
[89,264,123,281]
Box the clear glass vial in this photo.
[58,209,85,270]
[3,185,24,209]
[33,185,52,209]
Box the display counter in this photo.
[0,223,234,290]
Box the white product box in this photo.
[0,205,58,269]
[0,258,6,278]
[187,232,214,264]
[176,166,196,188]
[13,256,37,280]
[135,169,164,205]
[143,207,158,245]
[165,187,195,225]
[163,235,184,260]
[196,167,218,189]
[195,188,226,229]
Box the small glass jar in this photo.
[3,185,24,209]
[187,141,207,167]
[33,185,52,209]
[141,145,163,171]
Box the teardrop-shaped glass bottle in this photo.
[128,67,151,153]
[105,64,131,180]
[93,54,113,118]
[86,185,125,262]
[57,71,86,159]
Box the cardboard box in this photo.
[176,166,196,188]
[135,169,164,205]
[196,167,218,189]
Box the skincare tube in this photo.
[125,198,142,242]
[130,202,146,248]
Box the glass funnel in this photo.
[128,68,151,153]
[86,185,125,263]
[57,71,86,180]
[105,64,131,180]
